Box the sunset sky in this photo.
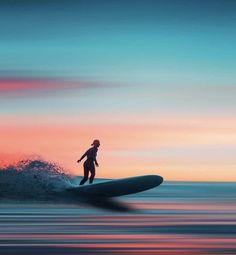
[0,0,235,181]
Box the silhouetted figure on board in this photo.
[77,139,100,185]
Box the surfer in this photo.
[77,139,100,185]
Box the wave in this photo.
[0,159,73,201]
[0,159,131,211]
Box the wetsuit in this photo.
[79,147,98,185]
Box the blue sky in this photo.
[1,0,235,115]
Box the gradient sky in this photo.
[0,0,236,181]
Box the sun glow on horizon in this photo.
[1,114,235,182]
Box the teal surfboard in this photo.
[67,175,163,198]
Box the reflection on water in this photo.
[0,182,235,254]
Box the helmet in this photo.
[91,139,100,146]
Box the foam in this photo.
[0,159,73,200]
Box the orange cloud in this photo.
[0,115,235,181]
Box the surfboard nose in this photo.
[145,175,163,186]
[156,175,164,184]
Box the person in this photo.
[77,139,100,185]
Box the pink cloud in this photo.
[0,77,101,97]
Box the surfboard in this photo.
[67,175,163,198]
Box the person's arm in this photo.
[93,150,99,167]
[77,150,87,163]
[94,158,99,167]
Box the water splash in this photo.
[0,159,73,201]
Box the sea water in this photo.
[0,160,235,254]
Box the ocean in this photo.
[0,160,235,254]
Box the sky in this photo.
[0,0,236,181]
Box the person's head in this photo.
[91,139,100,148]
